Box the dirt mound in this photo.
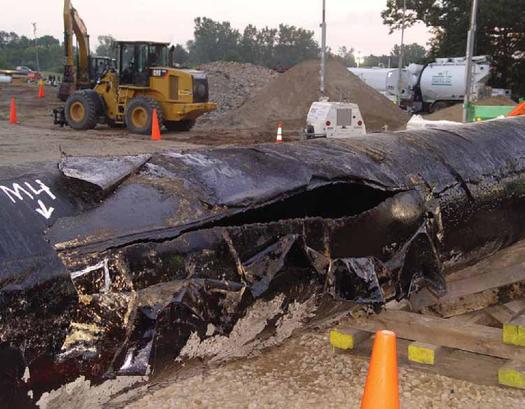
[425,96,516,122]
[213,59,409,133]
[196,62,278,126]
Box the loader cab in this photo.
[89,56,116,83]
[117,41,169,87]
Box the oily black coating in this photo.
[1,117,525,404]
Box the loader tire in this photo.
[164,119,195,132]
[64,91,98,130]
[125,97,164,135]
[82,89,104,116]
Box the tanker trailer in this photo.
[385,56,491,113]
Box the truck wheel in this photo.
[64,91,98,130]
[125,97,164,135]
[164,119,195,132]
[430,101,450,113]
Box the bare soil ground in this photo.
[0,82,282,162]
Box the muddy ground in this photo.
[0,82,288,159]
[1,82,525,408]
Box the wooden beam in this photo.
[410,263,525,316]
[349,310,525,361]
[485,305,515,324]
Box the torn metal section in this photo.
[59,154,151,192]
[2,117,525,405]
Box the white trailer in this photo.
[348,67,398,102]
[348,67,393,93]
[304,101,366,139]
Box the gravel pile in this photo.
[197,62,279,126]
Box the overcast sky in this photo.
[1,0,431,55]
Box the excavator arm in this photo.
[59,0,91,100]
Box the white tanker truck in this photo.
[349,56,509,113]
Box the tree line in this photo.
[165,17,426,69]
[0,31,63,73]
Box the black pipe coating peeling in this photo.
[2,117,525,406]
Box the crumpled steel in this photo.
[2,117,525,405]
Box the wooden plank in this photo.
[447,310,489,324]
[349,310,525,361]
[351,337,507,388]
[485,305,515,324]
[410,264,525,317]
[505,299,525,316]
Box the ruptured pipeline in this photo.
[2,117,525,405]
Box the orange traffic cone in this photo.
[9,97,17,124]
[360,330,399,409]
[508,101,525,117]
[151,108,161,141]
[276,121,283,143]
[38,80,45,98]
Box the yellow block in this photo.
[499,362,525,389]
[502,320,525,347]
[408,342,440,365]
[330,328,358,350]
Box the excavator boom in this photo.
[59,0,91,101]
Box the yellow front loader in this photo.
[57,41,216,134]
[56,1,216,134]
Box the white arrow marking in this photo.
[35,200,54,220]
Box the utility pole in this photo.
[320,0,327,96]
[32,22,40,72]
[396,0,406,106]
[463,0,479,123]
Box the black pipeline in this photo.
[2,117,525,404]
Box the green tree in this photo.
[272,24,319,67]
[362,54,391,68]
[239,24,259,64]
[382,0,525,98]
[95,35,117,58]
[391,43,427,66]
[171,44,189,65]
[188,17,241,63]
[337,46,356,67]
[187,17,319,68]
[0,31,63,73]
[255,27,278,66]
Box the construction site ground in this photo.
[0,82,279,166]
[2,82,525,409]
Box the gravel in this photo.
[124,331,525,409]
[196,62,278,125]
